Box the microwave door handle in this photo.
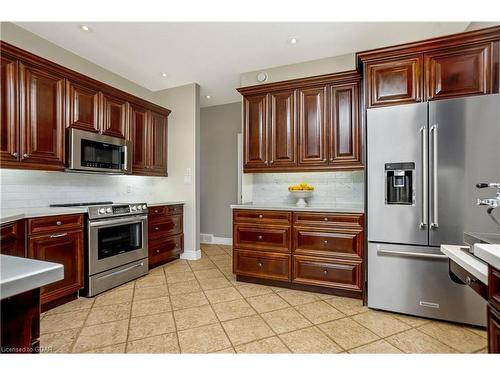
[419,125,428,229]
[89,215,148,227]
[430,124,439,229]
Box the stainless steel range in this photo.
[51,201,149,296]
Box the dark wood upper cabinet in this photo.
[66,80,99,133]
[19,62,65,169]
[149,110,168,175]
[329,83,361,166]
[425,43,492,100]
[128,104,149,173]
[243,94,268,169]
[298,86,327,166]
[100,92,127,138]
[0,53,18,165]
[365,55,423,108]
[269,90,296,167]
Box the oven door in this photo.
[88,215,148,275]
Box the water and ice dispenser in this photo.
[385,162,415,205]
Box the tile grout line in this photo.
[162,263,182,354]
[67,297,96,353]
[123,281,137,353]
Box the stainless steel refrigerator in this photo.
[367,94,500,327]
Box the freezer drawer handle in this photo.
[97,262,145,280]
[377,249,447,260]
[430,124,439,229]
[419,125,428,229]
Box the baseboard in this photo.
[180,249,202,260]
[200,233,232,246]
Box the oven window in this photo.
[81,139,123,169]
[97,223,142,260]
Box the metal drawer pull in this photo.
[258,214,263,219]
[50,232,67,238]
[323,269,328,275]
[97,262,144,280]
[324,217,328,221]
[154,210,159,213]
[12,152,18,158]
[155,227,159,231]
[56,221,62,225]
[323,240,328,245]
[258,235,263,240]
[377,249,447,260]
[23,153,29,158]
[156,250,160,254]
[257,262,263,268]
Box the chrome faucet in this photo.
[476,183,500,229]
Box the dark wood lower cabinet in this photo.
[0,220,25,257]
[488,266,500,353]
[232,209,364,298]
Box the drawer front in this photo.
[149,234,183,267]
[234,224,291,253]
[148,215,183,240]
[293,227,363,258]
[233,209,291,225]
[149,205,184,223]
[293,212,363,228]
[487,305,500,354]
[293,255,363,291]
[490,267,500,311]
[167,205,183,215]
[234,249,290,281]
[28,214,84,235]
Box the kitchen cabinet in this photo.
[100,92,127,138]
[149,110,168,175]
[129,104,149,173]
[148,204,184,269]
[0,220,26,257]
[0,53,18,165]
[358,26,500,108]
[488,266,500,353]
[66,80,100,133]
[238,71,362,172]
[232,209,364,298]
[27,214,84,309]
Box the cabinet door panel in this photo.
[1,54,18,163]
[100,93,127,138]
[66,80,99,132]
[329,83,361,165]
[425,44,491,100]
[367,55,423,107]
[269,90,296,167]
[293,227,363,258]
[234,249,291,282]
[234,224,291,253]
[0,221,25,257]
[28,230,84,305]
[129,105,149,173]
[149,110,168,175]
[19,62,65,168]
[243,94,267,169]
[298,86,327,165]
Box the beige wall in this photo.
[200,102,241,238]
[0,22,155,103]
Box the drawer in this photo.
[28,214,84,235]
[293,255,363,291]
[167,205,183,215]
[233,209,291,225]
[234,224,291,253]
[293,212,363,228]
[148,215,183,240]
[234,249,290,281]
[149,234,183,268]
[490,267,500,311]
[149,205,184,223]
[293,227,363,258]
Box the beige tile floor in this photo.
[39,244,488,354]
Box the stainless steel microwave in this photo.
[66,128,132,174]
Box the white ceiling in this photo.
[16,22,469,107]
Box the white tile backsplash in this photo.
[250,171,364,205]
[0,169,171,209]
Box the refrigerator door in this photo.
[367,242,486,326]
[429,94,500,246]
[367,103,429,245]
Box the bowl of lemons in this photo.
[288,183,314,207]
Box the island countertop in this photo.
[230,202,364,213]
[0,255,64,299]
[440,244,489,285]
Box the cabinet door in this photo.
[243,94,268,169]
[366,55,423,107]
[269,90,296,167]
[488,305,500,354]
[0,221,25,257]
[66,80,99,132]
[1,54,19,164]
[149,110,168,175]
[28,230,84,305]
[100,93,127,138]
[329,83,361,166]
[298,86,327,166]
[128,104,149,173]
[19,62,65,169]
[425,44,491,100]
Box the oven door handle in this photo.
[97,262,145,280]
[89,215,148,227]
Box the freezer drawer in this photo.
[367,242,486,326]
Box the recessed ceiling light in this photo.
[205,95,211,99]
[161,73,167,77]
[289,37,298,44]
[80,25,90,32]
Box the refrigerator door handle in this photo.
[420,125,428,229]
[430,124,439,229]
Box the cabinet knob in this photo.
[258,214,263,219]
[258,235,263,240]
[156,249,160,254]
[154,210,159,213]
[56,221,62,226]
[323,269,328,275]
[324,217,328,221]
[175,243,178,247]
[323,240,328,245]
[155,226,159,231]
[12,152,18,158]
[23,153,29,158]
[257,262,263,268]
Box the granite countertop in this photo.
[0,255,64,299]
[440,244,489,285]
[473,243,500,270]
[230,202,364,213]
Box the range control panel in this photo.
[88,203,148,219]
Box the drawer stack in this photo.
[233,209,364,298]
[148,204,184,268]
